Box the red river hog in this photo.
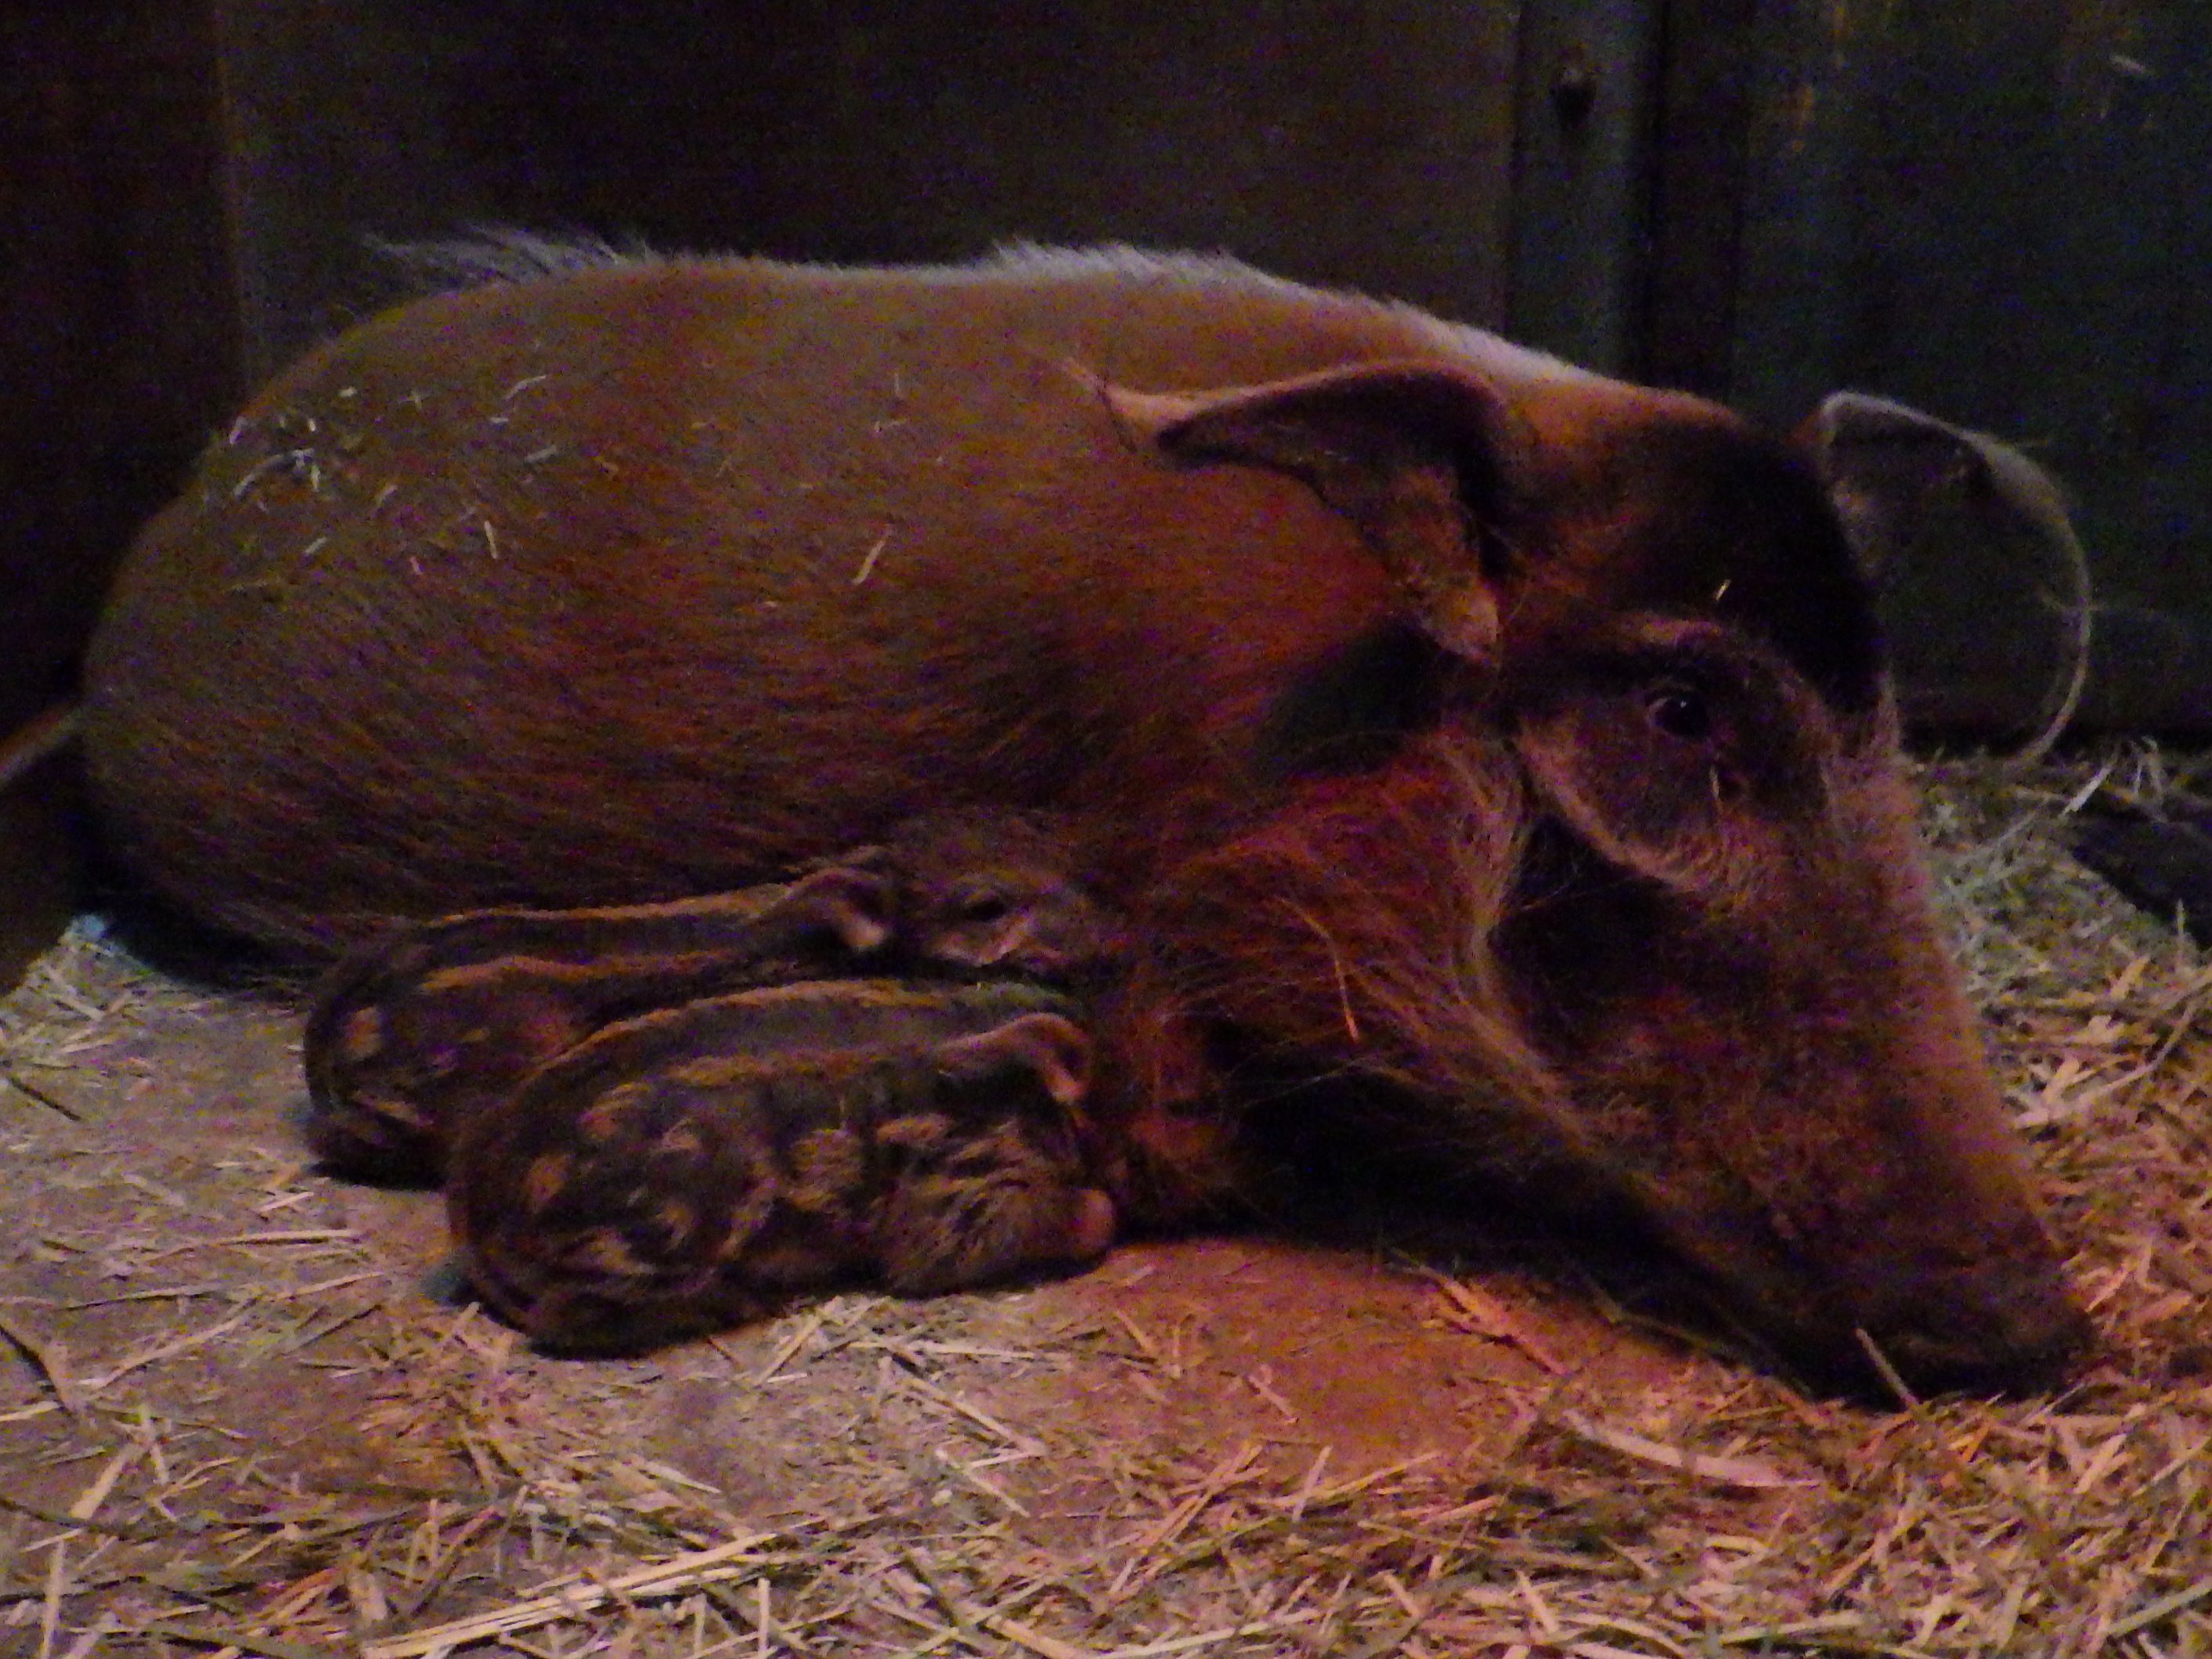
[81,244,2091,1390]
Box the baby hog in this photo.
[448,979,1110,1354]
[305,810,1121,1182]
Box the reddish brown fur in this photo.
[83,246,2086,1389]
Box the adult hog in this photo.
[82,244,2089,1390]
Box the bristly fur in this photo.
[368,227,643,296]
[1124,734,1591,1196]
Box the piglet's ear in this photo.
[1100,361,1515,662]
[936,1012,1094,1108]
[782,864,900,956]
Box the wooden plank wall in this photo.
[0,1,241,987]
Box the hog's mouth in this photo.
[1616,1166,2095,1398]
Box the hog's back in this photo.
[85,253,1535,952]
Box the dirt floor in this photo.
[6,753,2212,1657]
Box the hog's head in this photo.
[1112,360,2091,1393]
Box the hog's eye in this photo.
[1644,683,1713,744]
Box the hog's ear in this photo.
[1101,361,1514,662]
[1801,392,2085,588]
[1801,391,2092,757]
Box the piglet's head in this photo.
[1113,359,2091,1394]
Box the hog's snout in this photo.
[1636,1176,2091,1395]
[1645,1185,2088,1398]
[1849,1246,2095,1397]
[1646,1167,2094,1394]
